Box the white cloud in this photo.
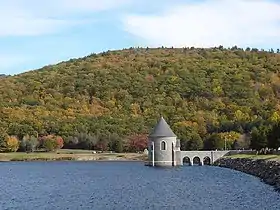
[0,0,130,36]
[123,0,280,48]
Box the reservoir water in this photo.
[0,161,279,210]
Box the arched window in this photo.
[161,141,166,150]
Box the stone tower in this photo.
[148,117,181,167]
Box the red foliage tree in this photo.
[56,136,64,149]
[125,133,148,152]
[39,134,64,151]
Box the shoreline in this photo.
[0,150,148,162]
[214,155,280,191]
[0,159,145,163]
[0,158,147,162]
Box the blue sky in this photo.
[1,0,280,75]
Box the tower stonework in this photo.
[148,117,181,167]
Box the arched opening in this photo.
[161,141,166,150]
[193,156,201,166]
[150,143,154,151]
[203,156,211,165]
[183,157,191,166]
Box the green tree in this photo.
[40,135,61,152]
[20,135,39,152]
[111,139,124,153]
[42,138,58,152]
[0,132,8,152]
[109,133,124,153]
[187,133,203,150]
[267,122,280,149]
[250,126,269,150]
[75,133,97,150]
[204,133,224,150]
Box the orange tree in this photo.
[0,135,19,152]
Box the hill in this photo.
[1,46,280,151]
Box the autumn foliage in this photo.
[0,135,19,152]
[2,47,280,151]
[56,136,64,149]
[40,135,64,151]
[5,136,19,152]
[125,134,148,152]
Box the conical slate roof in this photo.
[149,117,177,138]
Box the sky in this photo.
[1,0,280,75]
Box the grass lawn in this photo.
[228,154,280,161]
[0,149,147,162]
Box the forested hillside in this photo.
[1,46,280,152]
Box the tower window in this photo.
[161,141,166,150]
[151,143,154,151]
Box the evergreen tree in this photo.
[204,133,224,150]
[187,133,203,150]
[267,122,280,149]
[250,126,269,150]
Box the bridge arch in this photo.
[183,156,191,166]
[180,150,230,166]
[193,156,203,166]
[203,156,211,165]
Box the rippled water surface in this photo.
[0,161,280,210]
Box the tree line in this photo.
[0,131,149,153]
[0,46,280,152]
[0,134,63,152]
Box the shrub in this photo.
[19,135,39,152]
[0,132,8,152]
[42,138,57,152]
[4,136,19,152]
[40,135,64,151]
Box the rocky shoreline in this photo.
[214,157,280,191]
